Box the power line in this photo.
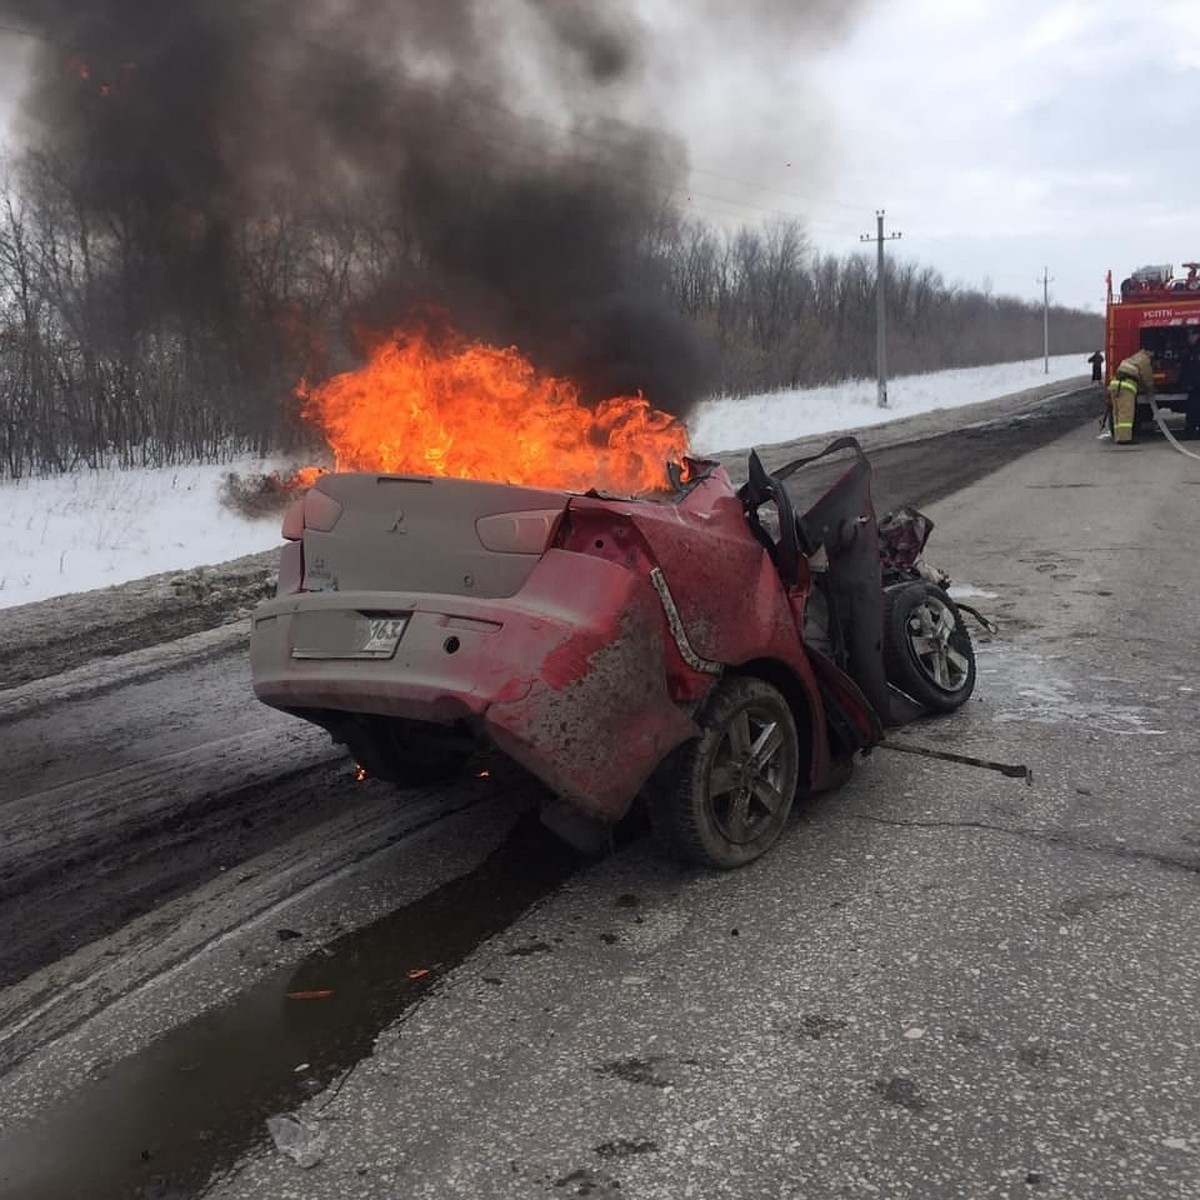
[861,209,901,408]
[277,76,868,238]
[1038,266,1054,374]
[450,89,871,215]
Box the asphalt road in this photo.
[7,381,1200,1198]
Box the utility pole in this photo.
[1039,267,1054,374]
[861,211,902,407]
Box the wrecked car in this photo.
[250,437,978,869]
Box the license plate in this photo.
[291,613,409,660]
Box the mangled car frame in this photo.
[251,438,978,869]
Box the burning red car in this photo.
[251,332,978,869]
[251,436,980,869]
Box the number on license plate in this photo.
[358,617,407,656]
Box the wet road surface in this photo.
[0,814,580,1200]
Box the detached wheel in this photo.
[883,581,976,713]
[651,676,800,870]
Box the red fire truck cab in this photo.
[1106,264,1200,428]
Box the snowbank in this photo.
[0,459,290,607]
[688,354,1087,454]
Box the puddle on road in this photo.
[977,645,1166,735]
[0,812,583,1200]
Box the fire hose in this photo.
[1148,394,1200,462]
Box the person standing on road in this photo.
[1088,350,1104,383]
[1107,347,1155,444]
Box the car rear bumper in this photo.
[251,549,700,821]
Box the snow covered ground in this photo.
[0,457,296,607]
[0,354,1088,609]
[688,353,1087,454]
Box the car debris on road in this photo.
[265,1112,328,1169]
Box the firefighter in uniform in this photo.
[1107,348,1154,444]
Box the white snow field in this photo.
[687,353,1087,454]
[0,354,1089,608]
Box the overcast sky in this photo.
[1,0,1193,318]
[664,0,1198,315]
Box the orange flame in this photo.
[294,466,326,490]
[297,329,691,495]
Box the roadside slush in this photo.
[0,549,277,690]
[0,377,1094,691]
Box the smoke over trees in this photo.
[0,1,1100,477]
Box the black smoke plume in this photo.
[0,0,865,420]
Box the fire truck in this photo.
[1106,263,1200,431]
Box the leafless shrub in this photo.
[218,471,298,520]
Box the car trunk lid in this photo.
[300,473,570,599]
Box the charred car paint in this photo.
[250,439,976,868]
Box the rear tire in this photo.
[650,676,800,869]
[882,581,976,714]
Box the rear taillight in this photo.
[277,540,304,596]
[277,497,305,595]
[282,487,343,541]
[303,487,342,532]
[475,508,564,554]
[281,496,305,542]
[278,487,342,595]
